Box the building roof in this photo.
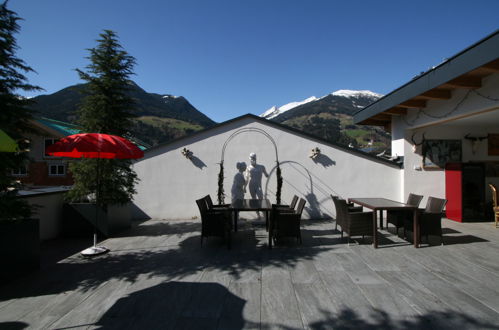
[31,117,150,151]
[144,113,402,168]
[354,29,499,127]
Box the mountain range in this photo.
[261,90,390,152]
[29,82,390,152]
[29,82,215,146]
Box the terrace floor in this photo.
[1,217,499,329]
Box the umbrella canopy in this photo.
[45,133,144,159]
[0,129,18,152]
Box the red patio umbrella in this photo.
[46,133,144,256]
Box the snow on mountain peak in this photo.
[331,89,382,99]
[261,96,318,119]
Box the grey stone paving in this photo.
[1,217,499,329]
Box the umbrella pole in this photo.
[94,157,99,248]
[81,155,108,257]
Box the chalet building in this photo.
[14,117,81,187]
[354,29,499,222]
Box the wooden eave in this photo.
[354,31,499,127]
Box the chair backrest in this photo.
[424,196,447,214]
[295,198,306,216]
[489,183,498,208]
[334,198,349,219]
[406,193,423,207]
[289,195,299,209]
[205,195,214,208]
[196,198,208,215]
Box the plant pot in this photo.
[0,218,40,281]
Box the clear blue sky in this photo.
[11,0,499,122]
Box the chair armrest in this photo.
[349,211,373,220]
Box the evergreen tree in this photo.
[67,30,138,206]
[0,1,41,220]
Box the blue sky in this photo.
[11,0,499,122]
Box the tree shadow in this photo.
[0,220,330,301]
[94,281,249,329]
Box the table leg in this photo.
[373,210,378,249]
[234,210,238,232]
[413,209,419,248]
[268,215,272,249]
[379,210,384,229]
[265,210,269,232]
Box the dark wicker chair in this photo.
[331,195,362,230]
[196,197,232,249]
[334,198,372,242]
[404,196,447,245]
[205,194,230,210]
[489,183,499,228]
[270,198,306,246]
[387,193,423,235]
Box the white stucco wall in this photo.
[20,190,67,240]
[132,117,401,220]
[392,73,499,206]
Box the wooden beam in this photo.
[445,75,482,89]
[483,61,499,73]
[398,100,427,108]
[384,107,407,115]
[371,113,392,121]
[358,118,389,126]
[419,89,452,100]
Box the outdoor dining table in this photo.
[230,198,272,232]
[348,198,420,248]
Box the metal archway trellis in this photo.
[217,127,282,204]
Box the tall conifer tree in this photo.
[67,30,138,206]
[0,1,41,220]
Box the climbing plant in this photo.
[218,127,282,204]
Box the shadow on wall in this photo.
[312,153,336,167]
[264,160,339,219]
[189,155,207,169]
[95,281,248,329]
[130,203,152,221]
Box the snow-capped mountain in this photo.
[261,96,319,119]
[260,90,382,119]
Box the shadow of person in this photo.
[95,281,247,329]
[189,156,207,169]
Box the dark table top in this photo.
[349,197,417,210]
[230,199,272,211]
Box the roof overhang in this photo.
[354,30,499,128]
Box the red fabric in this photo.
[45,133,144,159]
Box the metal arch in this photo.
[220,127,279,164]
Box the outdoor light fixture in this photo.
[310,147,321,159]
[181,147,193,159]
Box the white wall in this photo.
[132,117,401,220]
[21,191,66,240]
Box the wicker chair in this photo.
[205,194,230,210]
[196,197,232,249]
[489,183,499,228]
[331,195,363,230]
[270,198,306,246]
[404,196,447,245]
[334,198,372,242]
[387,193,423,235]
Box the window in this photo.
[11,166,28,176]
[48,164,66,176]
[44,138,57,157]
